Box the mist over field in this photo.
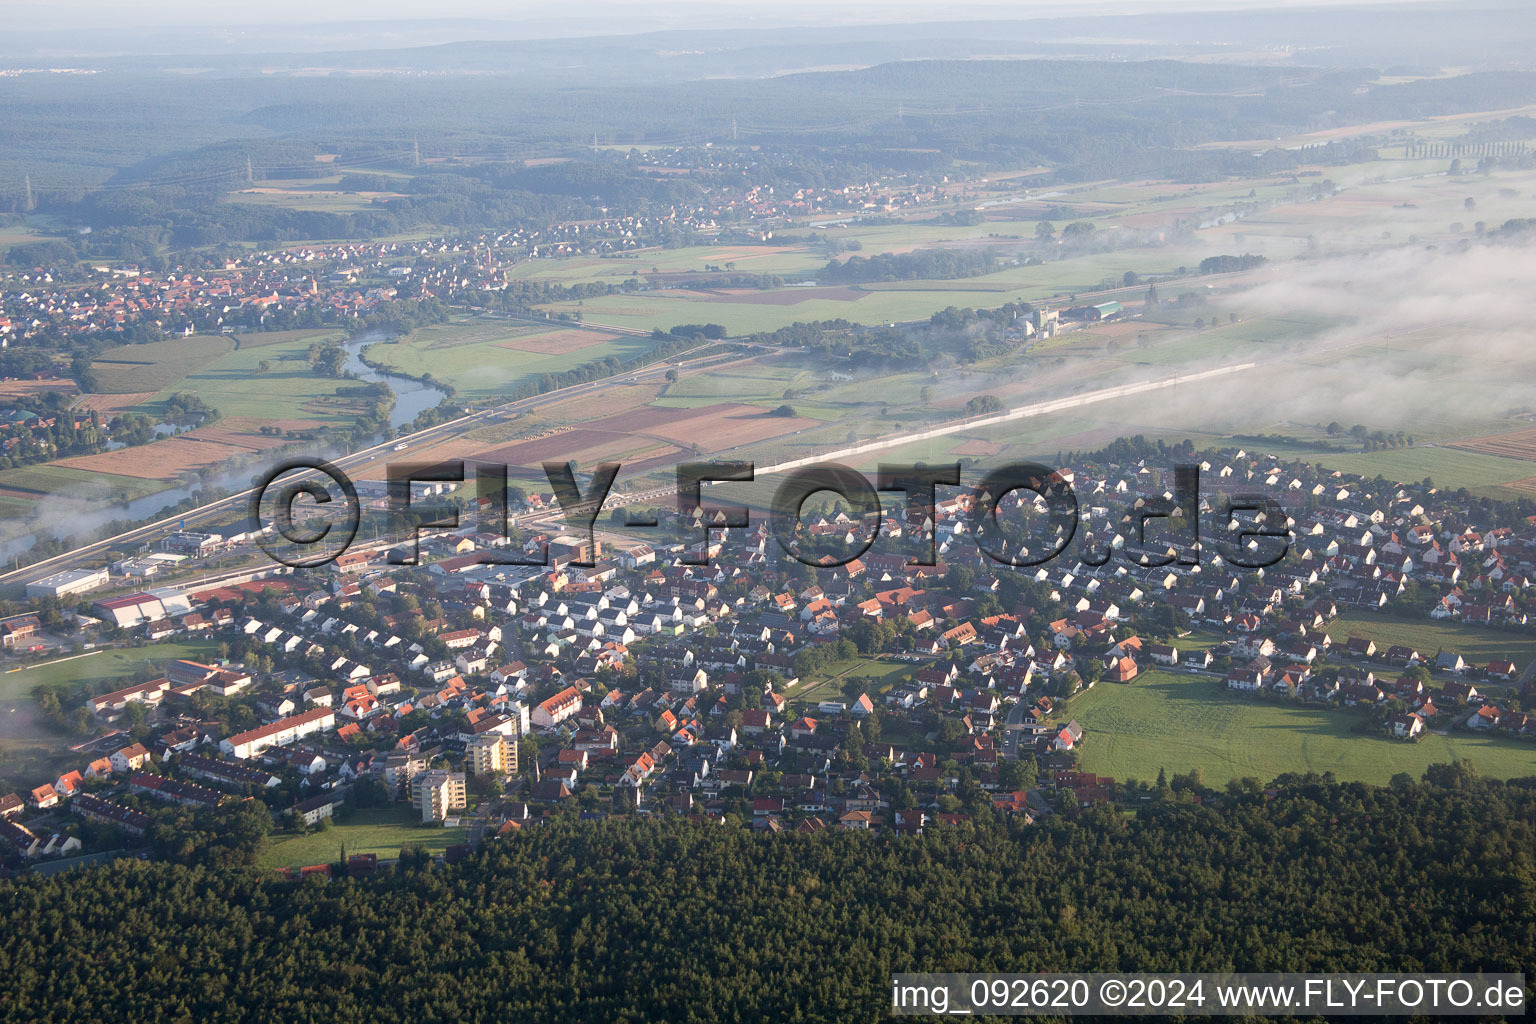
[1180,238,1536,435]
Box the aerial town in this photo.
[5,0,1536,1016]
[2,434,1532,874]
[0,170,952,345]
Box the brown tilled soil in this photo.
[1451,427,1536,462]
[493,329,619,355]
[72,391,155,414]
[0,378,78,400]
[56,419,301,480]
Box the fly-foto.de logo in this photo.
[250,458,1291,572]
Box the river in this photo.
[342,329,450,431]
[0,330,449,560]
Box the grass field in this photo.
[0,223,44,251]
[229,180,405,214]
[0,641,224,788]
[233,328,347,350]
[0,640,222,702]
[0,464,165,503]
[260,805,470,868]
[787,656,913,705]
[131,328,373,425]
[654,363,815,409]
[365,318,656,401]
[504,244,826,286]
[89,335,235,393]
[1070,669,1536,787]
[1316,447,1536,498]
[1327,609,1535,669]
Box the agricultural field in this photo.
[1316,446,1536,498]
[259,805,470,869]
[1199,159,1536,256]
[88,335,235,394]
[373,398,824,483]
[1449,425,1536,469]
[1326,609,1536,670]
[530,158,1536,338]
[230,190,395,213]
[1119,314,1329,366]
[0,220,48,252]
[0,378,76,401]
[653,363,815,409]
[536,291,872,336]
[227,174,408,213]
[1069,669,1536,787]
[534,380,666,426]
[0,463,164,506]
[364,318,654,401]
[505,243,826,287]
[56,417,305,480]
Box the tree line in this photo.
[0,769,1530,1021]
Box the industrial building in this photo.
[26,567,110,600]
[91,592,167,628]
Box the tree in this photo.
[37,689,61,720]
[945,565,975,593]
[1000,757,1037,791]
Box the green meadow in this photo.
[1070,669,1536,788]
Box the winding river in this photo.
[0,330,449,559]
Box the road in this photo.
[1002,696,1030,759]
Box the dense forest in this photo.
[0,770,1531,1022]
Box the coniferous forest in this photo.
[0,772,1531,1023]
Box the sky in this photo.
[7,0,1437,35]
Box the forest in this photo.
[0,769,1531,1022]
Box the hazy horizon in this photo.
[6,0,1466,50]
